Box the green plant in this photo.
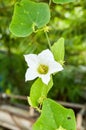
[9,0,76,129]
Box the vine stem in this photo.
[45,31,52,50]
[49,0,51,6]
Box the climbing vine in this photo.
[9,0,76,130]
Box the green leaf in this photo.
[56,126,67,130]
[51,37,64,64]
[9,0,50,37]
[33,98,76,130]
[28,78,53,108]
[52,0,75,4]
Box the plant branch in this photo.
[45,32,52,50]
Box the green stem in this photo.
[36,107,42,113]
[45,32,52,50]
[49,0,51,6]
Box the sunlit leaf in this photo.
[10,0,50,37]
[28,78,53,108]
[33,98,76,130]
[51,38,64,64]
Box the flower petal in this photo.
[39,74,50,85]
[24,54,38,67]
[25,68,38,81]
[49,61,63,74]
[38,49,54,65]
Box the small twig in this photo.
[57,101,85,109]
[0,93,85,109]
[76,108,86,130]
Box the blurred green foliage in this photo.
[0,0,86,103]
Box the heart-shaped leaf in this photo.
[9,0,50,37]
[33,98,76,130]
[28,78,53,108]
[52,0,75,4]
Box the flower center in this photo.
[37,64,48,74]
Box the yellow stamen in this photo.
[38,64,48,74]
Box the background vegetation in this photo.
[0,0,86,103]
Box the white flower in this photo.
[24,49,63,85]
